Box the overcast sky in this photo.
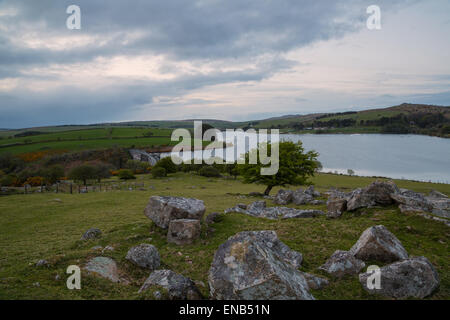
[0,0,449,128]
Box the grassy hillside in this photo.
[249,103,450,137]
[0,172,448,300]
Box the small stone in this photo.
[101,246,114,253]
[205,212,221,225]
[81,228,102,241]
[139,270,202,300]
[35,259,49,267]
[302,273,329,290]
[84,257,121,283]
[318,250,365,278]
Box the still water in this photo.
[163,134,450,183]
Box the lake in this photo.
[163,133,450,183]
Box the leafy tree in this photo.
[94,163,113,182]
[142,130,154,137]
[68,165,97,186]
[153,157,178,174]
[238,141,318,195]
[42,165,65,184]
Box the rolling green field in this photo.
[0,172,448,300]
[0,128,177,155]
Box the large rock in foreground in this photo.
[84,257,120,283]
[139,269,202,300]
[167,219,201,245]
[350,225,408,263]
[126,244,160,270]
[359,256,439,299]
[208,231,313,300]
[144,196,205,229]
[318,250,365,278]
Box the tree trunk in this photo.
[264,185,273,196]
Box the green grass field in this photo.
[0,173,448,300]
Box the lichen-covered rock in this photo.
[81,228,102,241]
[167,219,201,245]
[426,197,450,218]
[318,250,365,278]
[391,190,433,213]
[226,201,323,220]
[304,186,321,197]
[84,257,120,283]
[282,209,325,219]
[144,196,205,229]
[326,198,347,218]
[364,180,399,205]
[139,269,202,300]
[302,273,329,290]
[347,181,399,211]
[359,256,439,299]
[292,190,314,205]
[428,190,448,199]
[246,200,267,214]
[274,189,293,205]
[126,244,160,270]
[350,225,408,263]
[208,230,313,300]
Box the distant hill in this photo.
[1,103,449,139]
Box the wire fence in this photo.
[0,181,147,196]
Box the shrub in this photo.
[126,159,149,174]
[198,166,221,178]
[151,167,167,178]
[153,157,178,174]
[118,169,136,180]
[23,176,44,187]
[0,174,19,187]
